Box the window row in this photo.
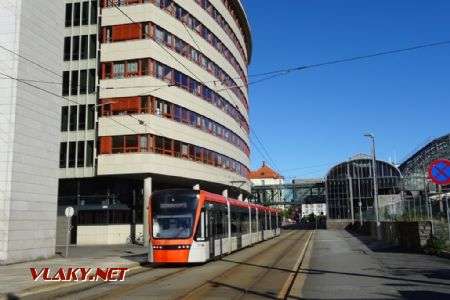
[102,21,247,97]
[62,69,96,96]
[99,96,250,156]
[60,140,94,168]
[194,0,247,62]
[102,0,248,74]
[65,1,98,27]
[101,58,249,132]
[99,134,249,178]
[61,105,95,132]
[64,35,97,61]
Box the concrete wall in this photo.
[77,224,144,245]
[351,221,432,252]
[0,0,64,264]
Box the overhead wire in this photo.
[0,70,80,106]
[0,44,61,78]
[216,39,450,93]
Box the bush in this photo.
[423,235,447,255]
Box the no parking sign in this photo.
[428,159,450,185]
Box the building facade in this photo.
[399,133,450,223]
[400,133,450,193]
[0,0,64,264]
[250,162,284,208]
[58,0,253,245]
[301,203,326,217]
[326,154,402,222]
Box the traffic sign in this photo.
[428,159,450,185]
[65,206,74,218]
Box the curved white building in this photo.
[98,0,252,192]
[58,0,253,245]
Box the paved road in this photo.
[301,230,450,300]
[24,227,312,300]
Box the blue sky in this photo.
[241,0,450,180]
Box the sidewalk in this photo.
[0,245,148,298]
[298,230,450,299]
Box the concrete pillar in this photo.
[222,189,228,198]
[193,184,200,190]
[238,194,243,201]
[143,177,152,247]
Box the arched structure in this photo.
[326,154,402,221]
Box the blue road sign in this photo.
[428,159,450,185]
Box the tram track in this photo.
[84,230,303,299]
[25,229,311,299]
[179,230,312,300]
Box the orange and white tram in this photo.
[148,189,281,263]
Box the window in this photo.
[155,26,164,42]
[71,70,78,95]
[90,1,98,25]
[88,69,96,93]
[114,62,125,78]
[140,135,148,152]
[103,63,112,79]
[72,36,80,60]
[82,2,89,25]
[60,142,67,168]
[155,136,163,154]
[69,106,78,131]
[81,35,88,59]
[112,136,124,153]
[86,141,94,167]
[65,3,72,27]
[87,105,95,130]
[68,142,76,167]
[78,105,86,130]
[77,141,85,167]
[89,34,97,59]
[127,60,138,77]
[125,135,138,152]
[173,140,181,157]
[80,70,87,94]
[73,2,81,26]
[61,107,68,132]
[62,71,70,96]
[64,37,71,61]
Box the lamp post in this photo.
[364,133,382,241]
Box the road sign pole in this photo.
[64,206,75,258]
[66,216,71,258]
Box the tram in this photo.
[148,189,281,263]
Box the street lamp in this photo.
[364,133,382,241]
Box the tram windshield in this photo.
[151,191,199,239]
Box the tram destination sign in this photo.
[428,159,450,186]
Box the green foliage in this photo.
[423,235,447,255]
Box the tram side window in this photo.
[240,211,249,234]
[251,209,256,232]
[230,211,239,236]
[213,210,225,238]
[258,211,264,231]
[271,214,276,230]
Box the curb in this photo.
[438,250,450,259]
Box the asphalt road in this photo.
[301,230,450,300]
